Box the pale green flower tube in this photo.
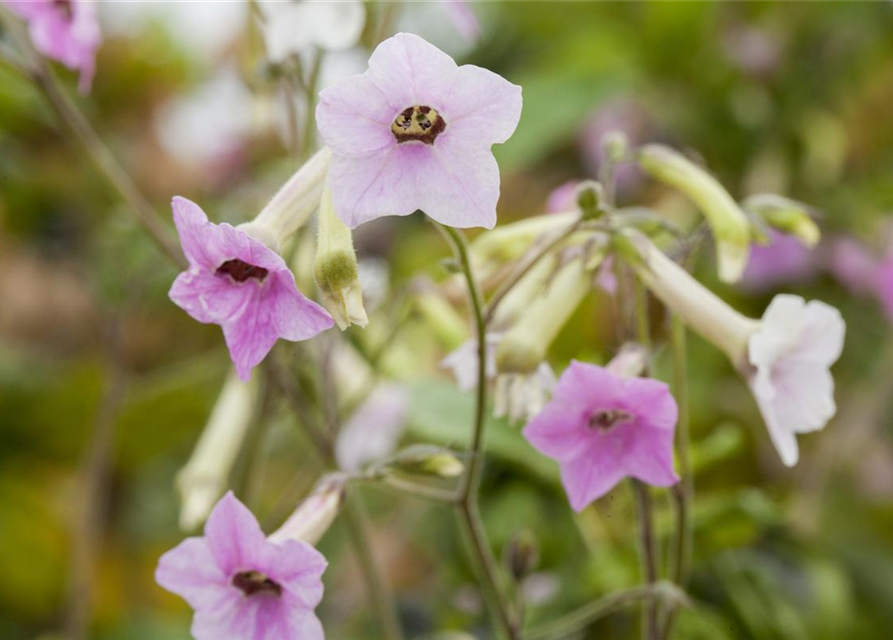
[638,144,751,283]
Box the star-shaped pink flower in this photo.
[168,197,334,381]
[156,492,327,640]
[5,0,100,93]
[523,361,679,512]
[316,32,522,229]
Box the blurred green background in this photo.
[1,2,893,639]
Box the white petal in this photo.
[748,294,806,368]
[748,376,800,467]
[793,300,845,366]
[772,360,836,433]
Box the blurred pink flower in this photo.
[875,254,893,321]
[747,295,845,466]
[316,32,521,229]
[5,0,100,93]
[444,0,482,43]
[523,361,679,511]
[827,237,879,296]
[741,230,817,291]
[156,492,327,640]
[168,197,333,381]
[546,180,579,214]
[335,384,411,472]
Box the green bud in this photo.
[388,445,465,478]
[638,144,751,283]
[314,182,368,330]
[742,194,821,247]
[575,180,604,219]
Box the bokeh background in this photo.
[2,2,893,639]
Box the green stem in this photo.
[527,583,674,640]
[300,52,323,162]
[436,223,520,640]
[633,480,660,640]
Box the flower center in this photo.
[588,408,634,431]
[232,570,282,597]
[215,259,269,283]
[391,105,446,144]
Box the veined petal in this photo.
[155,538,230,611]
[261,539,327,609]
[204,492,268,575]
[268,272,335,341]
[317,74,399,156]
[327,147,416,228]
[169,270,249,325]
[793,300,845,366]
[749,294,806,368]
[366,32,459,111]
[619,377,677,431]
[172,197,226,268]
[749,376,800,467]
[423,135,500,229]
[772,360,836,433]
[444,65,522,146]
[221,287,280,382]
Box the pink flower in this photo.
[156,492,327,640]
[876,254,893,321]
[747,295,845,466]
[741,230,817,292]
[168,197,334,381]
[523,361,679,511]
[444,0,482,44]
[316,32,522,229]
[827,237,879,296]
[546,180,579,214]
[5,0,100,93]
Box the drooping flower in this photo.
[261,0,366,61]
[747,295,845,466]
[741,230,817,292]
[5,0,100,93]
[156,492,327,640]
[168,197,334,381]
[624,229,845,466]
[316,32,522,229]
[523,361,679,511]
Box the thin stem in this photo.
[483,217,581,324]
[300,51,323,162]
[661,316,693,640]
[34,64,185,268]
[265,357,403,640]
[435,222,520,640]
[526,583,674,640]
[633,480,660,640]
[371,474,457,504]
[341,491,404,640]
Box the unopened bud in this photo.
[269,475,346,546]
[638,144,751,283]
[742,194,821,248]
[314,181,368,330]
[605,343,649,378]
[575,180,604,219]
[388,445,465,478]
[505,530,540,580]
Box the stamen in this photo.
[391,105,446,144]
[232,570,282,597]
[588,408,635,431]
[216,259,269,283]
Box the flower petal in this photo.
[622,423,679,487]
[366,32,459,111]
[266,539,328,609]
[444,65,522,146]
[561,450,627,512]
[749,376,800,466]
[771,359,836,433]
[155,537,230,611]
[316,74,398,156]
[268,272,335,341]
[169,270,249,325]
[172,197,225,268]
[221,287,280,382]
[793,300,845,366]
[749,294,806,368]
[327,147,415,228]
[204,492,268,575]
[423,135,501,229]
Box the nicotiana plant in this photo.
[0,6,847,640]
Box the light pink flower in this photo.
[523,361,679,511]
[546,180,579,214]
[747,295,845,466]
[875,254,893,321]
[316,32,522,229]
[444,0,482,43]
[335,384,410,472]
[156,492,327,640]
[827,237,879,296]
[168,197,334,381]
[5,0,100,93]
[741,230,817,292]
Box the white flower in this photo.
[261,0,366,61]
[441,333,501,392]
[747,295,845,466]
[335,384,410,472]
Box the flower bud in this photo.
[388,445,465,478]
[496,252,596,374]
[177,371,260,531]
[249,147,331,244]
[618,229,759,367]
[314,181,368,330]
[605,342,649,378]
[742,194,821,248]
[638,144,751,283]
[505,530,540,581]
[268,475,346,546]
[575,180,604,219]
[601,130,630,164]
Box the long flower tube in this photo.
[619,229,845,466]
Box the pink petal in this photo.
[264,539,327,609]
[316,74,398,157]
[619,377,678,431]
[221,287,280,382]
[172,197,225,268]
[366,32,459,111]
[622,424,679,487]
[155,538,230,611]
[268,272,335,341]
[443,64,522,147]
[561,451,626,512]
[168,270,250,325]
[204,492,268,576]
[282,609,325,640]
[327,147,415,228]
[191,597,255,640]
